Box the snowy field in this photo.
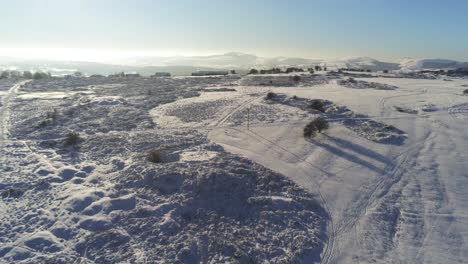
[0,73,467,263]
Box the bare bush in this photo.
[147,150,163,163]
[64,132,81,146]
[265,92,277,100]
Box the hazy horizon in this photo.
[1,0,468,62]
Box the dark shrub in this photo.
[265,92,276,100]
[304,117,329,138]
[308,100,325,112]
[148,150,163,163]
[292,75,301,83]
[64,132,81,146]
[463,88,468,94]
[303,122,317,138]
[311,117,329,133]
[249,69,259,74]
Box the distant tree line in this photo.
[0,70,52,80]
[340,68,372,73]
[248,65,328,75]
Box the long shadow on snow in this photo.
[308,138,384,174]
[323,135,391,165]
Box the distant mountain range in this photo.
[1,52,467,76]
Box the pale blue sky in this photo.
[1,0,467,61]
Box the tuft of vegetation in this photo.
[303,117,329,138]
[64,132,81,146]
[265,92,277,100]
[308,100,325,112]
[37,109,59,129]
[147,150,163,163]
[463,88,468,94]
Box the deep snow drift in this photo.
[1,72,467,263]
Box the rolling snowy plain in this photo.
[0,72,467,263]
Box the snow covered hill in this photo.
[400,58,468,70]
[2,53,468,76]
[324,56,400,71]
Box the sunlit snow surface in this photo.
[1,73,467,263]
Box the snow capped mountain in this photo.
[325,56,400,71]
[399,58,468,70]
[118,52,320,68]
[2,53,468,75]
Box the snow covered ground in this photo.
[1,73,467,263]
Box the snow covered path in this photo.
[0,81,28,140]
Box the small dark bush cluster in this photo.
[249,69,259,74]
[463,88,468,94]
[64,132,81,146]
[147,150,163,163]
[1,188,24,198]
[33,72,51,80]
[308,100,325,112]
[292,75,301,83]
[304,117,329,138]
[265,92,277,100]
[37,109,59,128]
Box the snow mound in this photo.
[338,78,398,90]
[270,94,407,145]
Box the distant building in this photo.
[153,72,171,77]
[125,73,140,78]
[191,71,228,76]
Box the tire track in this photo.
[213,95,262,127]
[448,103,468,121]
[224,127,337,264]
